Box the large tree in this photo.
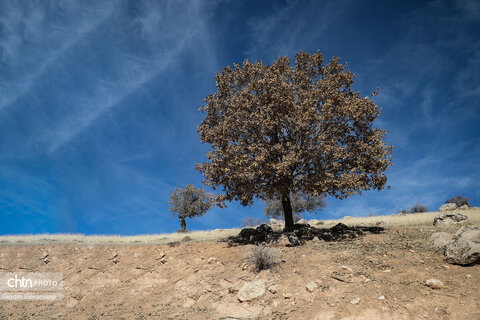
[168,184,214,232]
[195,51,393,231]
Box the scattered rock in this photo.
[340,265,353,275]
[109,251,118,260]
[156,251,166,260]
[109,251,119,264]
[237,281,265,302]
[228,285,239,294]
[350,297,361,304]
[282,292,293,299]
[433,212,468,226]
[430,232,454,250]
[268,285,277,294]
[306,281,318,292]
[445,226,480,265]
[227,223,384,245]
[207,257,217,264]
[458,204,470,210]
[377,295,386,300]
[425,278,444,289]
[438,203,457,212]
[186,287,201,300]
[286,233,300,246]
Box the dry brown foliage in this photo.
[195,51,392,230]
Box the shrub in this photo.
[409,203,428,213]
[445,195,470,207]
[242,217,262,228]
[247,245,280,272]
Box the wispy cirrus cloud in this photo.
[44,1,217,153]
[245,0,353,61]
[0,1,115,110]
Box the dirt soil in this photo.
[0,227,479,319]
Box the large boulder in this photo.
[238,224,274,243]
[433,212,468,226]
[445,226,480,265]
[438,203,457,212]
[237,281,265,302]
[430,232,454,250]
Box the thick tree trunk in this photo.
[180,217,187,232]
[281,192,294,231]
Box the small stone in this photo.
[237,281,265,302]
[207,257,217,264]
[466,274,472,278]
[377,295,386,300]
[306,281,318,292]
[268,285,277,294]
[186,287,200,300]
[109,251,118,260]
[350,297,361,304]
[228,285,239,294]
[341,265,353,274]
[283,292,293,299]
[425,278,444,289]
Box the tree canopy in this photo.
[195,51,393,230]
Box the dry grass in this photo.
[1,207,478,245]
[0,228,241,245]
[322,207,480,228]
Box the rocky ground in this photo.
[0,225,479,319]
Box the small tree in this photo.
[264,192,326,219]
[445,195,470,207]
[195,51,393,231]
[168,184,214,232]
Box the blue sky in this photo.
[0,0,479,235]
